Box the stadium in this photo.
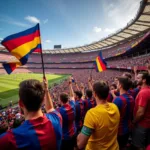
[0,0,150,149]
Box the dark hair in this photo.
[111,83,117,89]
[123,72,132,79]
[114,77,119,80]
[118,77,132,91]
[74,91,82,99]
[19,79,45,112]
[139,71,150,85]
[60,93,69,103]
[131,80,138,89]
[86,89,92,99]
[93,81,109,100]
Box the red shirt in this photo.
[134,86,150,128]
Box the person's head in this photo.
[74,91,82,100]
[131,80,138,89]
[19,79,45,113]
[117,77,132,92]
[85,89,93,99]
[114,77,119,85]
[110,83,117,90]
[93,81,109,101]
[136,72,150,86]
[59,93,69,105]
[122,72,132,79]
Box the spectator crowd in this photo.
[0,65,150,150]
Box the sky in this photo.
[0,0,141,50]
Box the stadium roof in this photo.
[0,0,150,54]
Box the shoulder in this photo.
[46,110,62,125]
[109,102,120,110]
[69,100,75,106]
[137,88,150,97]
[113,96,123,108]
[113,96,122,103]
[85,108,96,121]
[87,107,97,115]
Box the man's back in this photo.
[75,99,85,131]
[128,87,140,100]
[84,98,96,113]
[84,103,120,150]
[113,93,134,135]
[0,110,62,150]
[57,100,76,140]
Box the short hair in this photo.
[86,89,92,99]
[131,80,138,89]
[74,91,82,99]
[139,71,150,85]
[118,77,132,91]
[60,93,69,103]
[19,79,45,112]
[123,72,132,79]
[93,81,109,100]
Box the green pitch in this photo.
[0,73,69,107]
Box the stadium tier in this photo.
[0,30,150,73]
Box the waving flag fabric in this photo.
[1,23,41,74]
[94,51,107,72]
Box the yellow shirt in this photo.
[84,102,120,150]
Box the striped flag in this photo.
[1,24,41,74]
[94,51,107,72]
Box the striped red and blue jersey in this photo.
[113,93,134,135]
[0,110,62,150]
[107,93,114,102]
[57,100,76,140]
[84,98,96,114]
[128,87,140,100]
[75,99,85,130]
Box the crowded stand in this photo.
[0,68,150,150]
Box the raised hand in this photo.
[80,83,84,90]
[88,77,92,82]
[43,78,48,91]
[133,66,138,74]
[69,77,72,85]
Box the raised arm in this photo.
[43,78,55,113]
[133,66,138,81]
[80,83,85,100]
[69,77,75,101]
[75,81,80,91]
[88,77,93,91]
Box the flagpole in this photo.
[38,24,46,79]
[40,47,46,79]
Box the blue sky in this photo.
[0,0,141,49]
